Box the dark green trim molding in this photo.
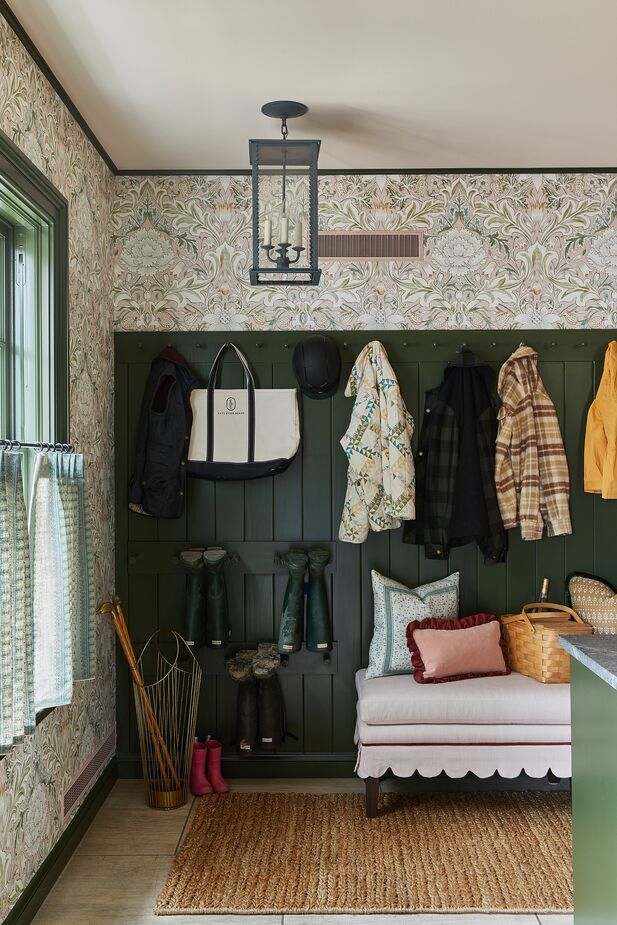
[116,750,356,779]
[2,759,117,925]
[0,126,70,442]
[118,166,617,177]
[3,1,617,179]
[0,1,117,174]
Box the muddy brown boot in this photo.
[253,642,281,679]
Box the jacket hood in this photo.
[498,346,539,409]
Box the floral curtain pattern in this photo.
[112,173,617,331]
[0,449,36,753]
[29,452,96,713]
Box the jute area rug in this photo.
[155,790,572,915]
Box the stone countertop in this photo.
[560,634,617,692]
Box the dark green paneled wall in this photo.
[114,330,615,776]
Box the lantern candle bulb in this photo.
[262,204,272,246]
[293,217,303,248]
[280,215,289,245]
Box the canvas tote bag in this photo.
[187,343,300,480]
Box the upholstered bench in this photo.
[355,668,571,817]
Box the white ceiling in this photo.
[7,0,617,171]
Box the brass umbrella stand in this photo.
[98,596,201,809]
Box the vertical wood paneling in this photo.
[158,572,186,636]
[244,363,273,541]
[128,574,157,641]
[416,361,450,587]
[273,363,303,540]
[361,533,389,666]
[535,362,567,600]
[389,360,420,590]
[302,395,332,541]
[127,363,157,542]
[115,332,615,774]
[564,361,595,577]
[303,675,333,752]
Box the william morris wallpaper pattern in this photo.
[3,0,617,918]
[113,172,617,330]
[0,14,115,920]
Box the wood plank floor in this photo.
[32,780,573,925]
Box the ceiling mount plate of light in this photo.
[249,101,321,287]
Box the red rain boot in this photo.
[205,739,229,793]
[189,742,213,796]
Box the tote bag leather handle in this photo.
[206,343,256,463]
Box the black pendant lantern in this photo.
[249,101,321,286]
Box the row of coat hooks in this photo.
[135,339,589,351]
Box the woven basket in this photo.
[501,602,592,683]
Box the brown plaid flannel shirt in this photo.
[495,346,572,540]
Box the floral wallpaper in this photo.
[0,14,115,921]
[113,172,617,330]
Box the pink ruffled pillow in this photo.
[406,613,510,684]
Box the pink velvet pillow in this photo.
[406,613,510,683]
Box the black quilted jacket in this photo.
[128,346,199,518]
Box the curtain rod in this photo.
[0,439,74,452]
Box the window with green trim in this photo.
[0,129,68,457]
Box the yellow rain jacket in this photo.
[585,340,617,498]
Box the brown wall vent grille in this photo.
[318,231,423,261]
[62,729,115,823]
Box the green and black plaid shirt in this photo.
[404,352,507,564]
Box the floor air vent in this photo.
[62,729,115,823]
[319,231,423,261]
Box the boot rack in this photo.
[127,540,338,672]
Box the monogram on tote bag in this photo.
[187,343,300,481]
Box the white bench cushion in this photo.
[356,718,570,744]
[356,668,571,726]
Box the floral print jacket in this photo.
[339,341,415,543]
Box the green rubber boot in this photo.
[306,548,332,652]
[257,673,285,752]
[203,547,230,648]
[179,549,206,648]
[226,650,258,755]
[277,551,308,655]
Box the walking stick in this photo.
[97,596,180,791]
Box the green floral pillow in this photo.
[366,570,460,679]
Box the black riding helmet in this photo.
[292,334,341,400]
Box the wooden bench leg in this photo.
[365,776,380,818]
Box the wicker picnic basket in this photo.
[500,602,592,684]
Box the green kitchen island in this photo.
[560,634,617,925]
